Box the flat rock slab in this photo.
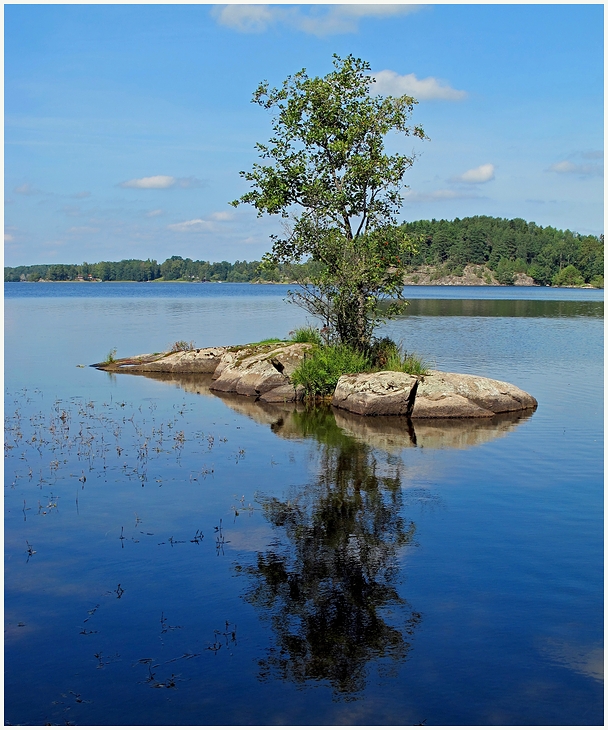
[412,370,537,418]
[332,371,419,417]
[209,342,312,398]
[92,347,227,374]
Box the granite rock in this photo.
[209,342,313,397]
[332,371,419,416]
[413,370,537,418]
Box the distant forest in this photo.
[5,216,604,287]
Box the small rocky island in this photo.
[93,342,537,419]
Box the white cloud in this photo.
[371,70,467,101]
[5,232,15,242]
[121,175,176,189]
[548,160,603,177]
[145,209,164,218]
[167,219,216,233]
[71,191,91,199]
[211,4,276,32]
[119,175,203,189]
[209,210,235,221]
[452,163,495,184]
[167,211,235,232]
[211,4,421,36]
[14,183,41,195]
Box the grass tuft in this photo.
[289,326,323,345]
[291,344,371,398]
[383,350,429,376]
[291,336,429,399]
[103,347,117,364]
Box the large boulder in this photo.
[412,370,537,418]
[209,342,312,399]
[332,371,419,417]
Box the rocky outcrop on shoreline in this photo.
[92,343,537,418]
[401,264,536,287]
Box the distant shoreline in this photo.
[5,279,600,289]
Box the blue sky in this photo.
[4,3,604,266]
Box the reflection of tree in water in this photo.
[239,409,421,696]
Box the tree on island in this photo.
[232,54,427,352]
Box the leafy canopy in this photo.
[232,54,427,350]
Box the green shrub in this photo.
[552,265,585,287]
[289,326,322,345]
[291,344,371,398]
[292,338,429,398]
[496,258,515,286]
[367,337,429,375]
[590,275,604,289]
[513,258,528,273]
[367,337,399,368]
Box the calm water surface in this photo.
[4,283,603,725]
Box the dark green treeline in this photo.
[4,216,604,287]
[400,216,603,286]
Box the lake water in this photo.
[4,283,604,725]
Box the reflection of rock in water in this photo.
[134,371,534,451]
[334,408,535,451]
[127,371,218,398]
[236,418,421,696]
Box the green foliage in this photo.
[367,337,428,375]
[367,336,400,368]
[232,54,426,351]
[552,264,585,287]
[247,338,286,346]
[103,348,117,364]
[589,275,604,288]
[400,216,603,286]
[495,258,516,286]
[291,345,372,398]
[527,264,548,285]
[289,326,322,345]
[292,337,428,398]
[384,350,429,376]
